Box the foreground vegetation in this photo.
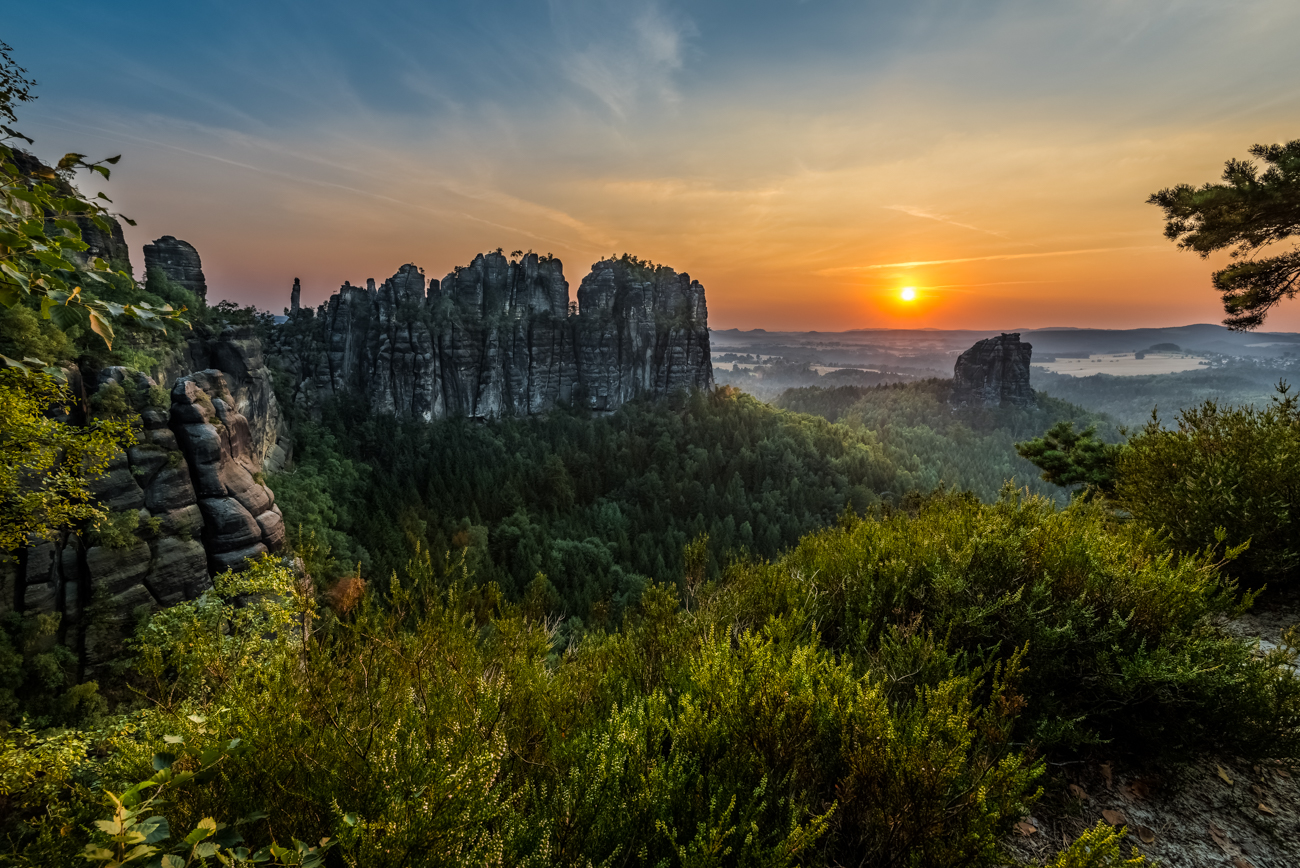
[7,488,1296,867]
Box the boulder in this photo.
[143,537,211,605]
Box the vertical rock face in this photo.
[75,216,132,272]
[0,367,285,676]
[170,371,285,574]
[270,253,712,419]
[950,333,1035,408]
[143,236,208,301]
[10,149,133,271]
[575,257,712,412]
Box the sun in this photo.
[900,286,917,302]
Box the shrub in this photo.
[710,487,1300,757]
[1115,384,1300,585]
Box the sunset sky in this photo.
[11,0,1300,331]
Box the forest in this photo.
[3,48,1300,868]
[266,377,1117,627]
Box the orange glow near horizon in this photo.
[47,76,1300,335]
[15,0,1300,335]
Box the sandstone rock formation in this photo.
[950,333,1035,408]
[170,370,285,573]
[270,252,713,419]
[0,368,285,675]
[132,324,293,473]
[143,236,208,301]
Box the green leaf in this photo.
[0,262,29,290]
[140,816,171,844]
[163,734,184,744]
[152,752,176,771]
[50,303,83,332]
[161,855,185,868]
[182,819,216,847]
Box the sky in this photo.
[9,0,1300,331]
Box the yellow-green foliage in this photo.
[134,557,304,705]
[1047,822,1145,868]
[5,498,1298,867]
[1116,385,1300,584]
[0,369,134,551]
[711,487,1300,755]
[0,303,74,364]
[94,509,140,550]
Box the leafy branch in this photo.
[0,140,188,353]
[83,720,343,867]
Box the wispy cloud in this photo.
[554,2,694,116]
[817,246,1161,275]
[884,205,1011,239]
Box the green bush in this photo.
[0,611,105,729]
[9,493,1287,868]
[1115,385,1300,585]
[711,488,1300,756]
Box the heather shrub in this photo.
[1115,384,1300,586]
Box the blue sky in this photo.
[11,1,1300,329]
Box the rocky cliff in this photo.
[270,252,713,419]
[1,367,284,676]
[143,236,209,301]
[3,244,710,678]
[950,333,1035,408]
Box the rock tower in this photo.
[950,333,1035,408]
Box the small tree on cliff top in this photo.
[1149,139,1300,330]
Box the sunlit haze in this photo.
[11,1,1300,331]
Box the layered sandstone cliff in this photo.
[1,368,284,674]
[270,252,713,419]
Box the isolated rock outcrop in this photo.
[271,253,713,419]
[143,235,208,301]
[950,333,1035,408]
